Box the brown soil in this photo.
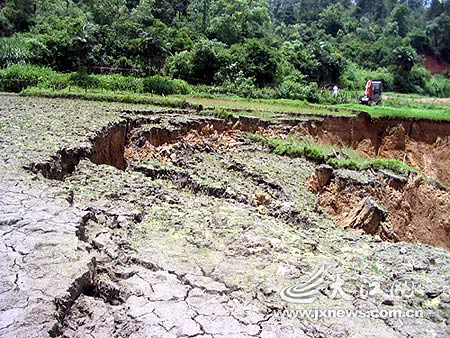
[421,53,450,74]
[287,114,450,186]
[124,122,247,163]
[56,113,450,250]
[90,123,127,170]
[310,169,450,250]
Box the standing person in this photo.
[332,84,339,97]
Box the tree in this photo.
[279,40,319,81]
[186,0,211,33]
[1,0,35,32]
[231,39,278,86]
[167,38,231,84]
[393,45,418,73]
[355,0,386,22]
[389,3,412,37]
[269,0,297,25]
[206,0,270,45]
[427,13,450,61]
[318,3,348,37]
[427,0,444,19]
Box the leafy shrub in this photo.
[143,75,191,95]
[275,81,320,102]
[0,36,35,68]
[339,62,394,91]
[96,74,144,93]
[68,72,100,90]
[218,70,257,98]
[276,81,305,100]
[316,89,359,104]
[37,72,70,90]
[424,74,450,98]
[164,51,194,80]
[171,79,191,95]
[0,64,57,92]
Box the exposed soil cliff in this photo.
[292,113,450,186]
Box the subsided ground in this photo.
[0,95,449,337]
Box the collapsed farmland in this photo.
[0,95,449,337]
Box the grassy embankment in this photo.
[22,86,450,121]
[246,133,420,177]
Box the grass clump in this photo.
[369,158,417,175]
[247,133,419,177]
[199,109,235,121]
[337,99,450,121]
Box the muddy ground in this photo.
[0,95,449,337]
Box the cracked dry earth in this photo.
[1,95,449,338]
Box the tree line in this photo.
[1,0,449,95]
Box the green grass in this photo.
[337,103,450,121]
[21,87,357,120]
[177,92,450,121]
[176,95,356,118]
[384,92,433,99]
[20,86,450,122]
[247,133,420,176]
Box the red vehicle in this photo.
[360,80,382,105]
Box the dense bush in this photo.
[165,39,231,85]
[275,81,320,102]
[0,64,57,92]
[0,64,191,95]
[143,75,191,95]
[68,72,100,90]
[37,72,70,90]
[1,62,448,103]
[96,74,144,93]
[425,74,450,98]
[0,36,33,67]
[339,62,394,91]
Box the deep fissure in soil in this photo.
[29,113,450,249]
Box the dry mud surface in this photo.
[0,95,449,338]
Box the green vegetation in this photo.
[2,63,447,121]
[247,133,419,176]
[338,102,450,121]
[0,64,60,92]
[20,83,450,122]
[1,0,450,99]
[0,64,191,95]
[18,83,450,122]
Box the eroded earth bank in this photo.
[0,95,449,338]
